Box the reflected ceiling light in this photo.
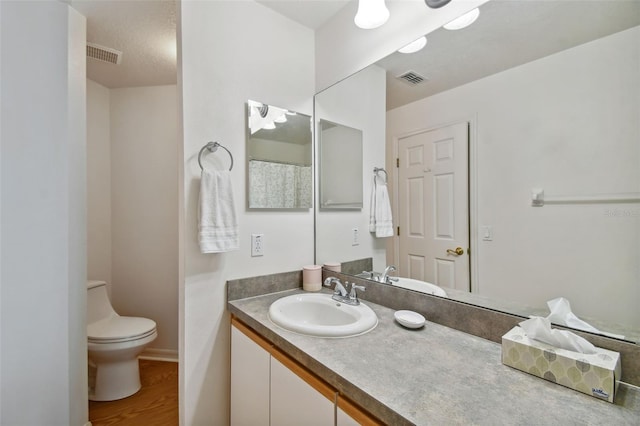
[424,0,452,8]
[398,36,427,54]
[354,0,390,29]
[443,8,480,30]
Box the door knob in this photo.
[446,247,464,256]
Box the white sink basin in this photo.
[392,278,447,298]
[268,293,378,338]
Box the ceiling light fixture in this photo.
[354,0,390,30]
[398,36,427,54]
[443,8,480,30]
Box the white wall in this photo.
[179,1,315,424]
[109,85,179,354]
[87,80,112,288]
[1,2,88,425]
[315,65,387,268]
[386,27,640,327]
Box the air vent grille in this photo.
[397,70,427,85]
[87,43,122,65]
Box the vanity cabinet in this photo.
[230,322,270,426]
[231,317,381,426]
[270,353,334,425]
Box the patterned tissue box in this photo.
[501,326,621,402]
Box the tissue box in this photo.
[501,326,621,402]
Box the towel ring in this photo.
[374,167,388,183]
[198,141,234,171]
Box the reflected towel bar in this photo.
[531,189,640,206]
[198,141,234,171]
[373,167,388,183]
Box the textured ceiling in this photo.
[377,0,640,110]
[72,0,348,89]
[72,0,177,89]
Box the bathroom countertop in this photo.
[228,289,640,425]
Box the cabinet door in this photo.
[270,354,335,426]
[231,324,270,426]
[337,395,383,426]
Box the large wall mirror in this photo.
[314,0,640,343]
[247,100,312,209]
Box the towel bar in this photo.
[198,141,234,171]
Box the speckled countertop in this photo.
[228,289,640,425]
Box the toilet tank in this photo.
[87,281,117,324]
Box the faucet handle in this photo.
[323,276,338,287]
[348,282,366,299]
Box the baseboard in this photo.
[139,348,179,363]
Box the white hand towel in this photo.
[198,169,239,253]
[369,175,394,238]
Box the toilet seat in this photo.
[88,316,157,344]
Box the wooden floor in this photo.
[89,360,178,426]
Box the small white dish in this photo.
[394,310,426,329]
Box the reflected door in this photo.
[397,122,469,291]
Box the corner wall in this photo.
[315,65,387,270]
[109,85,179,354]
[87,80,112,288]
[179,1,315,424]
[1,2,87,424]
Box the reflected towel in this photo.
[369,175,393,238]
[198,169,239,253]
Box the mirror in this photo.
[246,100,312,209]
[319,119,363,209]
[315,0,640,342]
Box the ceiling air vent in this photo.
[87,43,122,65]
[397,70,427,85]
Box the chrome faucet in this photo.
[380,265,398,284]
[324,277,348,298]
[323,277,365,306]
[347,282,366,305]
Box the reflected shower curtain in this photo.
[249,160,312,208]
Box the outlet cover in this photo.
[352,227,359,246]
[251,234,264,256]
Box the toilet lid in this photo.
[88,316,157,342]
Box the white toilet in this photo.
[87,280,157,401]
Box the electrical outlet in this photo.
[352,227,359,246]
[251,233,264,256]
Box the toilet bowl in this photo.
[87,280,157,401]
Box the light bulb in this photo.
[398,36,427,54]
[443,8,480,30]
[354,0,390,30]
[274,114,287,123]
[263,122,276,130]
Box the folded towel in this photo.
[198,169,239,253]
[369,175,394,238]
